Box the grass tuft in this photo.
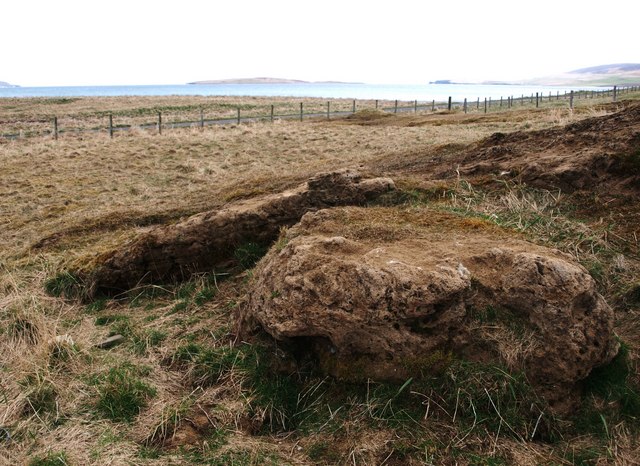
[28,450,69,466]
[234,242,268,269]
[44,271,85,300]
[93,363,156,422]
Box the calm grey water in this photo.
[0,83,605,101]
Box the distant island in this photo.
[188,77,363,85]
[0,80,19,88]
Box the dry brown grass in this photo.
[1,95,639,465]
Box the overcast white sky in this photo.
[2,0,638,87]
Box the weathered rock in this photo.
[237,207,618,405]
[87,170,394,295]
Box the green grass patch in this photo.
[28,450,69,466]
[20,373,57,417]
[132,329,167,355]
[85,298,108,313]
[93,363,156,422]
[94,314,128,326]
[234,242,268,269]
[579,341,640,428]
[44,271,85,300]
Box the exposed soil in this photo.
[378,101,640,198]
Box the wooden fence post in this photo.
[327,101,330,120]
[569,91,574,109]
[270,105,274,122]
[489,97,492,108]
[536,92,539,108]
[432,100,435,112]
[463,98,467,114]
[158,112,162,134]
[53,116,58,140]
[200,108,204,128]
[448,96,452,111]
[375,99,379,109]
[394,100,398,113]
[613,85,617,102]
[109,113,113,138]
[352,99,356,113]
[500,96,503,108]
[477,97,480,109]
[484,97,487,114]
[300,102,303,121]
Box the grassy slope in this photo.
[1,92,639,465]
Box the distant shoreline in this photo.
[188,77,364,85]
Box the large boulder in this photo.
[86,170,394,295]
[237,207,618,405]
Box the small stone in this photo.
[96,334,125,349]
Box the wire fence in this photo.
[1,85,638,141]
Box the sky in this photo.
[2,0,638,87]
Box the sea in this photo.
[0,83,606,102]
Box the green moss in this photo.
[401,350,454,378]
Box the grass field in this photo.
[1,92,639,465]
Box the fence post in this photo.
[109,113,113,138]
[327,101,330,120]
[463,98,467,114]
[489,97,492,108]
[158,112,162,135]
[500,96,503,108]
[432,100,435,112]
[613,85,617,102]
[352,99,356,113]
[300,102,303,121]
[236,108,240,125]
[477,97,480,109]
[484,97,487,114]
[569,91,574,109]
[270,105,274,122]
[447,96,452,111]
[536,92,539,108]
[413,100,417,113]
[53,116,58,140]
[394,100,398,113]
[375,99,379,109]
[200,108,204,128]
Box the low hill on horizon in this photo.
[0,80,18,88]
[526,63,640,86]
